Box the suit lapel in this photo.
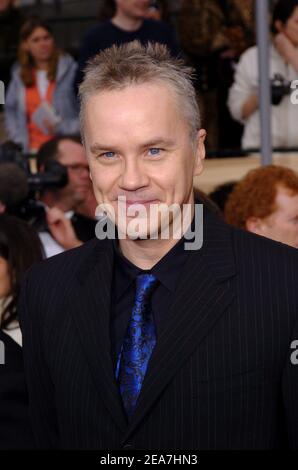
[68,208,237,440]
[69,238,127,433]
[122,209,237,444]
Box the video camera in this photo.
[0,141,68,224]
[271,73,292,106]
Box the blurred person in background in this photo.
[228,0,298,150]
[36,135,96,257]
[5,16,79,154]
[179,0,255,151]
[99,0,166,21]
[75,0,179,89]
[0,214,43,449]
[225,165,298,248]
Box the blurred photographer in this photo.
[228,0,298,150]
[36,135,97,258]
[0,140,96,258]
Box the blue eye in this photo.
[148,148,161,156]
[102,152,116,159]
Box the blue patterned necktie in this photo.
[116,273,158,419]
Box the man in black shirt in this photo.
[19,41,298,450]
[110,231,190,371]
[75,0,179,89]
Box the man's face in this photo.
[84,82,205,238]
[253,186,298,248]
[57,139,90,208]
[116,0,151,19]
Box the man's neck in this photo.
[118,236,181,270]
[118,197,196,270]
[111,12,143,32]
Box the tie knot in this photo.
[135,273,158,303]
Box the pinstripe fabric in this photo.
[19,208,298,449]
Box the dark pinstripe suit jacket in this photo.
[19,208,298,449]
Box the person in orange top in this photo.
[5,17,79,154]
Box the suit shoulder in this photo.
[231,223,298,256]
[25,238,100,290]
[230,224,298,283]
[20,238,112,327]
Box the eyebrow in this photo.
[89,138,176,155]
[89,143,118,154]
[140,138,176,149]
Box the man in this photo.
[36,135,97,257]
[225,165,298,248]
[75,0,179,89]
[19,42,298,449]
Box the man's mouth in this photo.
[114,198,160,214]
[124,199,159,207]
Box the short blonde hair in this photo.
[78,40,201,141]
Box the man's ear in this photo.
[89,171,92,181]
[193,129,207,177]
[246,216,264,235]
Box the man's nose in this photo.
[118,159,149,191]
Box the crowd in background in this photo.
[0,0,296,153]
[0,4,297,251]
